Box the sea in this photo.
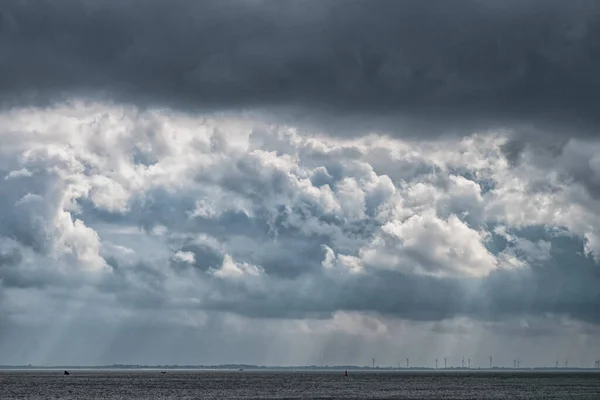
[1,369,600,399]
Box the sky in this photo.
[1,0,600,368]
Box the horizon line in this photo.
[1,364,599,371]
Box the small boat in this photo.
[64,371,70,376]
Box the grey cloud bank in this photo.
[1,0,600,137]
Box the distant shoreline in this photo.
[1,365,599,371]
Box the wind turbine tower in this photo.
[372,357,375,369]
[489,356,493,369]
[406,358,409,369]
[468,358,471,369]
[435,358,438,369]
[444,358,447,369]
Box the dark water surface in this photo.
[1,370,600,399]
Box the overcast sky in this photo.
[1,0,600,368]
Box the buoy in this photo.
[64,371,70,376]
[344,370,348,376]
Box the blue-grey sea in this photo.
[1,370,600,399]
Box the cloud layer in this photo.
[2,1,600,136]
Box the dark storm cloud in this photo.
[1,0,600,136]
